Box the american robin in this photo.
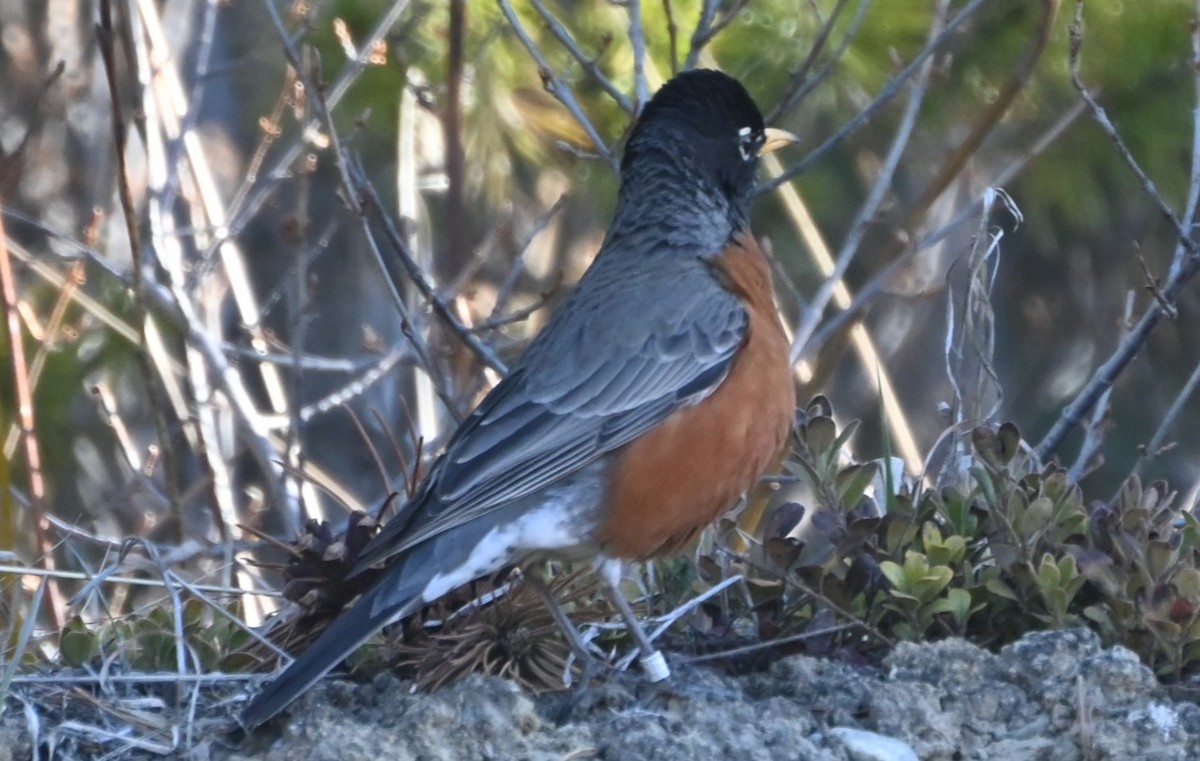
[241,68,797,727]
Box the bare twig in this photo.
[628,0,650,109]
[1034,1,1200,461]
[487,194,566,324]
[908,0,1058,221]
[497,0,617,167]
[0,60,66,193]
[89,383,160,492]
[396,78,443,447]
[1066,386,1112,483]
[7,229,357,527]
[159,0,221,213]
[134,1,271,548]
[1035,246,1200,462]
[344,407,394,492]
[1067,293,1133,483]
[1131,354,1200,478]
[137,0,293,417]
[0,204,60,624]
[1067,0,1194,252]
[224,346,391,372]
[474,292,555,333]
[283,48,317,527]
[1173,0,1200,275]
[263,1,507,386]
[2,262,84,460]
[357,164,510,375]
[662,0,679,75]
[223,0,414,242]
[529,0,633,113]
[0,575,46,703]
[298,346,408,422]
[443,0,470,280]
[219,68,292,242]
[684,0,719,71]
[801,92,1085,369]
[761,150,923,476]
[681,623,859,664]
[765,0,862,125]
[684,0,750,70]
[790,0,942,355]
[756,0,993,197]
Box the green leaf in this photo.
[927,588,973,626]
[836,463,877,509]
[997,422,1022,464]
[985,577,1019,601]
[971,466,999,511]
[923,521,966,567]
[183,597,205,629]
[879,559,907,590]
[1146,540,1179,579]
[912,565,954,603]
[1037,552,1062,589]
[940,486,978,538]
[829,419,861,456]
[1176,568,1200,599]
[59,617,96,668]
[972,426,1003,469]
[1017,496,1054,538]
[803,416,837,455]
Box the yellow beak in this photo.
[759,127,799,156]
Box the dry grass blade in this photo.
[0,205,60,627]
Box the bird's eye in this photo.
[737,126,762,161]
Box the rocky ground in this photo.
[4,629,1199,760]
[225,628,1198,761]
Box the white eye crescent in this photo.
[737,125,760,161]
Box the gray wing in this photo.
[354,260,746,569]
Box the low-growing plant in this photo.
[57,598,256,674]
[728,397,1200,680]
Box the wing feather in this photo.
[355,257,747,568]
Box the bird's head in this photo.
[621,70,796,223]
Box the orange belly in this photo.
[595,234,795,558]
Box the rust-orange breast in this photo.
[596,233,796,558]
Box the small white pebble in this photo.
[828,727,920,761]
[1140,702,1178,740]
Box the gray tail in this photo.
[240,562,427,728]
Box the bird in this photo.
[241,68,798,727]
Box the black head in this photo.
[621,70,773,211]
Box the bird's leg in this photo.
[523,567,608,688]
[595,558,671,682]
